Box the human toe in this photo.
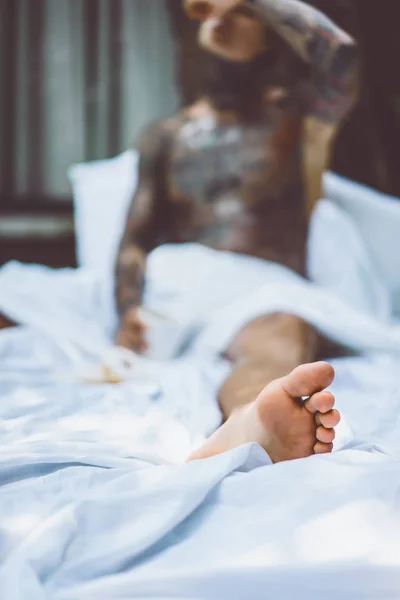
[305,390,335,415]
[316,425,335,444]
[316,409,341,428]
[314,441,334,454]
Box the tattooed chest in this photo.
[169,121,277,204]
[166,117,305,261]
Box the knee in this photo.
[224,312,314,365]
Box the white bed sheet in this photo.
[1,336,400,600]
[1,196,400,597]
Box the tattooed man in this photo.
[115,0,357,419]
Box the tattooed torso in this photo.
[115,0,358,316]
[166,100,307,272]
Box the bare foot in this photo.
[188,362,340,463]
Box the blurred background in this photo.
[1,0,399,268]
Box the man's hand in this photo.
[115,307,148,354]
[185,1,267,63]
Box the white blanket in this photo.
[1,240,400,363]
[2,196,400,598]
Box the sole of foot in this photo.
[189,361,340,463]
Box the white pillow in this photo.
[68,150,138,271]
[308,198,390,321]
[324,172,400,317]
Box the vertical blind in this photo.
[0,0,178,199]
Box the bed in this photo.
[1,155,400,599]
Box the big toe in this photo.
[283,362,334,399]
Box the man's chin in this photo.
[199,34,251,63]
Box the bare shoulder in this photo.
[134,114,184,157]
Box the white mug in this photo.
[137,307,188,361]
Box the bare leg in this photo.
[187,314,340,464]
[218,312,315,419]
[189,361,340,463]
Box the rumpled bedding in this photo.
[1,193,400,598]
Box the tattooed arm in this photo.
[115,123,170,350]
[253,0,358,122]
[191,0,357,119]
[251,0,358,212]
[191,0,357,211]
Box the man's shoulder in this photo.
[135,113,185,154]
